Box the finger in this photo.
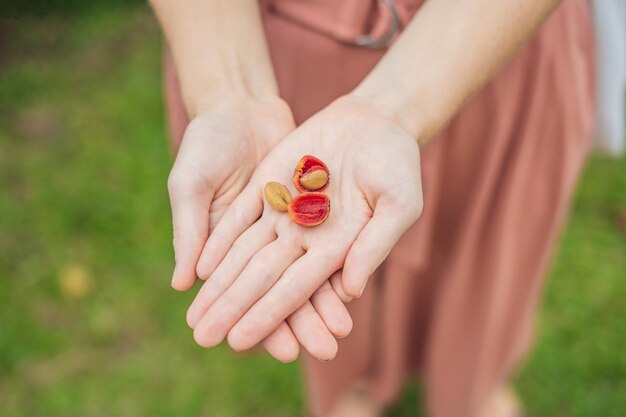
[262,322,300,363]
[186,219,276,328]
[329,269,353,303]
[342,198,422,298]
[167,170,214,292]
[227,247,342,351]
[193,238,304,348]
[286,301,338,362]
[195,184,264,280]
[311,281,353,338]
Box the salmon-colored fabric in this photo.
[163,1,595,416]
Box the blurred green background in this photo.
[1,3,625,417]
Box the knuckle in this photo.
[315,284,335,299]
[229,203,253,227]
[220,293,245,318]
[281,275,307,304]
[277,233,303,253]
[207,230,231,256]
[289,304,309,322]
[327,249,348,268]
[230,238,251,258]
[172,227,206,249]
[253,260,273,279]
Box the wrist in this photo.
[349,83,429,145]
[153,0,279,120]
[187,88,280,120]
[346,87,428,144]
[188,94,293,157]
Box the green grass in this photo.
[0,6,624,417]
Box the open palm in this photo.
[168,98,354,362]
[167,99,293,291]
[188,96,423,353]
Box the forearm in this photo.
[150,0,278,117]
[352,0,561,144]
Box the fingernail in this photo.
[171,264,178,287]
[358,282,368,298]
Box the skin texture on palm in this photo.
[167,98,353,362]
[168,99,293,291]
[188,96,423,352]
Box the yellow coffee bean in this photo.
[299,169,329,191]
[264,181,292,212]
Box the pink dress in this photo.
[164,1,595,416]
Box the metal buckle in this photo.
[353,0,401,49]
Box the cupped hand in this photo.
[168,97,295,291]
[187,95,423,355]
[167,97,352,362]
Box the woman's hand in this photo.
[151,0,357,362]
[168,98,354,362]
[168,98,293,291]
[187,95,423,353]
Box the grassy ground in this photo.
[1,6,624,417]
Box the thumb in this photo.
[342,195,423,298]
[168,170,214,291]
